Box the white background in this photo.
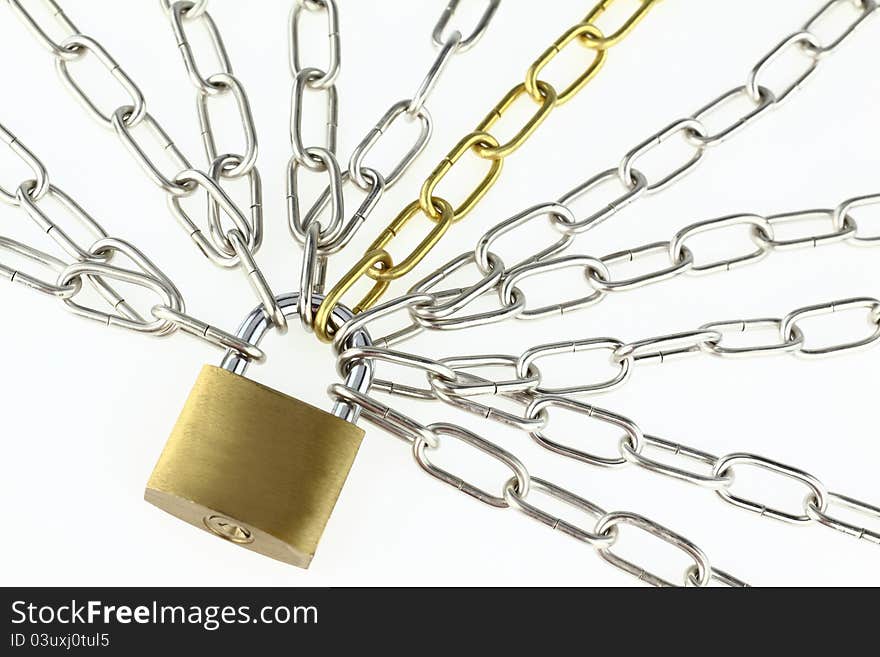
[1,0,878,587]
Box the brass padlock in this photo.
[145,293,372,568]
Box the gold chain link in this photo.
[419,131,504,222]
[314,249,392,343]
[367,198,455,279]
[315,0,663,342]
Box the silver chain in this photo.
[288,0,499,332]
[7,0,286,342]
[0,119,265,359]
[158,0,287,330]
[328,382,748,587]
[334,191,880,349]
[287,0,343,332]
[330,289,880,584]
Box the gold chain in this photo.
[315,0,663,342]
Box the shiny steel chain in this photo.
[328,381,746,587]
[331,292,880,583]
[309,0,500,342]
[316,0,662,341]
[337,293,880,411]
[0,120,263,358]
[327,190,880,351]
[410,194,879,338]
[7,0,286,340]
[159,0,285,330]
[520,394,880,543]
[287,0,342,333]
[373,0,880,338]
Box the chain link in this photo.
[501,254,609,319]
[517,338,631,395]
[780,297,880,357]
[593,511,713,588]
[55,35,147,128]
[349,101,432,189]
[289,0,340,89]
[474,202,575,274]
[196,72,258,178]
[168,2,233,96]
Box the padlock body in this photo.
[145,365,364,568]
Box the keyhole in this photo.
[204,515,255,544]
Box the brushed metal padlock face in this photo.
[145,365,364,568]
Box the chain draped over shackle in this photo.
[162,0,285,330]
[287,0,343,334]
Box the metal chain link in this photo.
[315,0,662,340]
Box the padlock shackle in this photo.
[220,292,372,424]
